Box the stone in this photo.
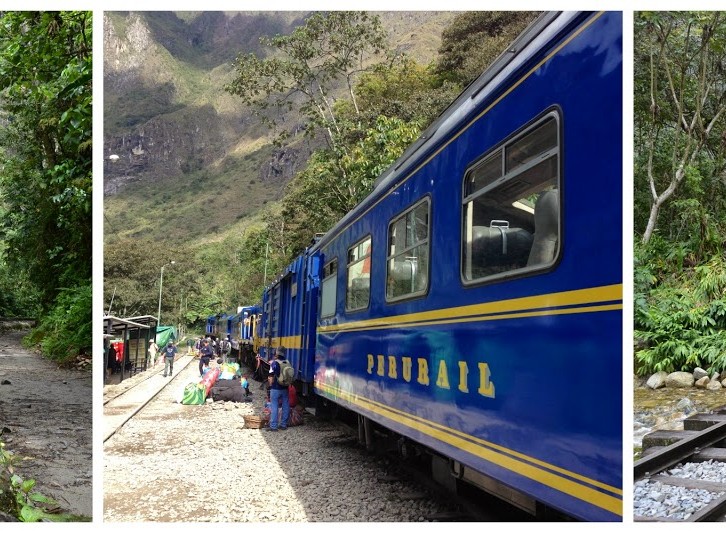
[695,376,710,389]
[666,372,695,388]
[706,379,723,391]
[693,367,708,381]
[676,397,695,413]
[646,372,668,390]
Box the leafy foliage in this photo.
[0,440,88,521]
[635,240,726,375]
[225,11,390,147]
[279,115,421,255]
[23,285,91,362]
[0,12,91,361]
[435,11,540,86]
[634,12,726,244]
[634,12,726,376]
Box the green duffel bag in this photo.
[181,382,206,405]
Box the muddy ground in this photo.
[0,324,92,519]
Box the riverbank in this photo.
[633,375,726,459]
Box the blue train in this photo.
[206,305,260,359]
[212,11,622,521]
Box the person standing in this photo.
[267,346,290,431]
[148,339,159,367]
[222,335,232,364]
[199,339,213,377]
[162,341,177,378]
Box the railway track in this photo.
[103,354,195,442]
[634,406,726,522]
[103,352,204,404]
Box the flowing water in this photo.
[633,379,726,459]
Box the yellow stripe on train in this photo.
[318,284,622,334]
[315,380,622,516]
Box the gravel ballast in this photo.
[633,460,726,520]
[103,357,460,522]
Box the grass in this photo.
[104,141,285,244]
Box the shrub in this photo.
[23,283,91,364]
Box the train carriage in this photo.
[253,11,622,521]
[258,254,320,386]
[235,304,261,368]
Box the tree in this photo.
[0,11,92,306]
[346,57,461,127]
[435,11,540,86]
[636,12,726,244]
[0,11,92,361]
[280,116,421,256]
[104,238,209,328]
[225,11,390,149]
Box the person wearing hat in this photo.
[148,338,160,367]
[267,346,290,431]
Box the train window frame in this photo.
[461,110,562,286]
[320,258,338,318]
[385,197,431,303]
[345,235,372,313]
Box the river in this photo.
[633,378,726,459]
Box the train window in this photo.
[462,112,560,283]
[320,259,338,318]
[386,198,430,301]
[346,236,371,312]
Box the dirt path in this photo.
[0,326,92,519]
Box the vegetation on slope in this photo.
[634,12,726,375]
[0,11,92,363]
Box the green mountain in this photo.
[103,11,456,246]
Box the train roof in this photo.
[310,11,586,253]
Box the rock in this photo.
[646,372,668,390]
[695,376,710,389]
[722,378,726,387]
[676,397,695,413]
[693,367,708,381]
[666,372,695,388]
[706,379,723,391]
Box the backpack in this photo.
[277,359,295,386]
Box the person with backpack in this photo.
[267,346,293,431]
